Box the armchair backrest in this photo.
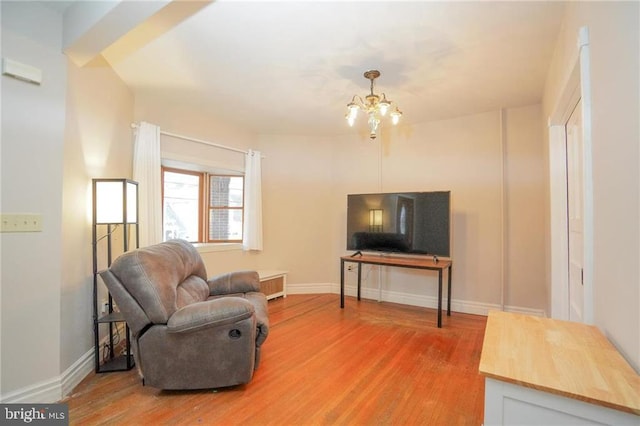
[105,239,209,324]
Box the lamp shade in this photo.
[369,209,383,228]
[93,179,138,224]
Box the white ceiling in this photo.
[108,1,566,136]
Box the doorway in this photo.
[549,26,593,323]
[566,100,584,322]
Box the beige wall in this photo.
[61,58,134,376]
[503,105,547,310]
[136,92,548,315]
[332,112,504,308]
[257,134,336,286]
[134,92,256,152]
[543,1,639,370]
[328,107,547,313]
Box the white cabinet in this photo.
[484,378,638,425]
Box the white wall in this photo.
[1,2,65,397]
[543,1,639,370]
[0,1,137,401]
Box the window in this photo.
[162,167,244,243]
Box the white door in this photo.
[566,99,584,322]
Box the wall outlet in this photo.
[347,265,354,271]
[101,301,109,314]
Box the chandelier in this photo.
[345,70,402,139]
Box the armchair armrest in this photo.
[207,270,261,296]
[167,297,254,334]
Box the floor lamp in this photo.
[92,178,139,373]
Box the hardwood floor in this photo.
[65,294,487,425]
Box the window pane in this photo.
[163,171,199,242]
[208,175,243,242]
[209,209,243,241]
[210,176,243,207]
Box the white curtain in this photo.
[243,149,263,251]
[133,121,162,247]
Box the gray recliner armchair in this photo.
[99,239,269,390]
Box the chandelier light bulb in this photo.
[348,103,359,119]
[346,113,356,127]
[379,95,391,116]
[391,108,402,125]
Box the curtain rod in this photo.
[131,123,259,156]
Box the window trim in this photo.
[193,242,243,253]
[161,166,244,244]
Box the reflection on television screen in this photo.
[346,191,450,257]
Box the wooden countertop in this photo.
[479,311,640,415]
[341,254,451,270]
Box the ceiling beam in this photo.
[63,0,212,67]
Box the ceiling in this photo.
[106,1,566,136]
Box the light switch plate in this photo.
[0,214,43,232]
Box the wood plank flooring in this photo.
[65,294,487,425]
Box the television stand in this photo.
[339,254,452,327]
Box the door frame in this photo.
[548,27,594,323]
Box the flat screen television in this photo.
[346,191,450,257]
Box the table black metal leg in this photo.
[357,263,362,301]
[437,270,442,328]
[447,265,452,316]
[340,259,345,308]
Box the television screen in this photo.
[346,191,450,257]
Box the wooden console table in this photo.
[480,311,640,424]
[340,254,452,327]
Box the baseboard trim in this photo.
[287,282,546,317]
[287,282,335,294]
[0,347,94,404]
[61,348,94,398]
[0,376,61,404]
